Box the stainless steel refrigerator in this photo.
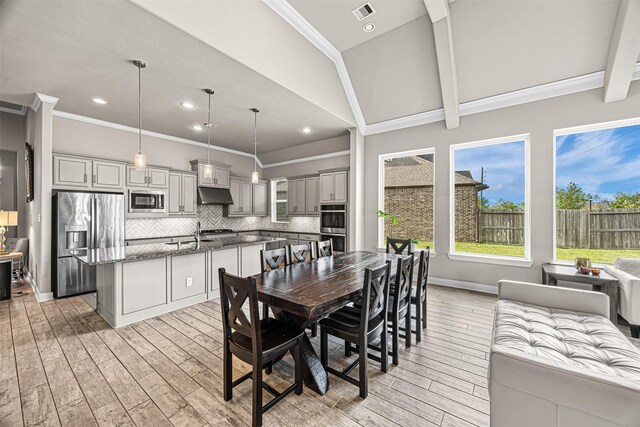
[52,191,124,298]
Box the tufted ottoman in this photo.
[490,280,640,427]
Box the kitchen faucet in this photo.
[195,221,201,243]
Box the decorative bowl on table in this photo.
[578,266,591,274]
[591,267,601,276]
[574,257,592,270]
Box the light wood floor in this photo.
[0,284,521,426]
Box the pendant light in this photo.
[133,60,147,170]
[202,89,214,179]
[251,108,260,184]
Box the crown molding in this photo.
[261,150,350,168]
[0,105,27,116]
[52,110,262,166]
[30,93,59,112]
[263,0,366,133]
[364,109,445,135]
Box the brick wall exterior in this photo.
[384,185,478,242]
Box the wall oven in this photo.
[128,189,166,213]
[321,233,347,254]
[320,204,347,234]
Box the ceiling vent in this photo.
[352,2,375,21]
[0,101,27,116]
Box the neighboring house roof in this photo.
[384,156,489,190]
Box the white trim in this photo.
[552,115,640,262]
[377,147,436,249]
[30,93,59,112]
[0,105,27,116]
[261,150,350,168]
[262,0,366,133]
[449,133,531,261]
[429,276,498,295]
[447,252,533,268]
[30,279,54,302]
[365,109,445,136]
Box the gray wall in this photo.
[0,112,27,237]
[363,81,640,290]
[52,116,257,176]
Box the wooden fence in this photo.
[479,208,640,249]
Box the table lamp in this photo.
[0,211,18,255]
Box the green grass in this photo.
[413,240,640,264]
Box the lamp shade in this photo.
[0,211,17,227]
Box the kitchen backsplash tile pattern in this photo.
[126,205,320,239]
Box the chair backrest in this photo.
[386,238,412,255]
[260,248,288,273]
[218,268,262,353]
[415,248,430,301]
[360,261,392,332]
[288,242,313,264]
[392,255,414,315]
[315,239,333,258]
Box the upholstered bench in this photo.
[490,280,640,427]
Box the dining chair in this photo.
[287,242,314,264]
[386,237,413,255]
[219,268,303,427]
[260,248,289,319]
[409,249,430,342]
[315,239,333,258]
[319,261,392,398]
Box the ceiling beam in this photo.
[424,0,459,129]
[604,0,640,103]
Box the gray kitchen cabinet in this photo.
[53,154,125,191]
[92,160,125,190]
[209,248,238,299]
[305,177,320,215]
[319,171,348,203]
[288,179,306,215]
[126,165,169,188]
[226,178,266,217]
[53,155,92,188]
[190,160,231,189]
[252,181,268,216]
[122,258,167,315]
[169,172,197,216]
[171,252,207,302]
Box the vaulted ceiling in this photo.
[2,0,639,154]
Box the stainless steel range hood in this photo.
[197,187,234,205]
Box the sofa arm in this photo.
[498,280,610,319]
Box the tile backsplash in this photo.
[126,205,320,239]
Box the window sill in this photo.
[447,252,533,268]
[552,259,610,268]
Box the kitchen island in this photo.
[74,235,284,328]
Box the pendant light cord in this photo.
[207,91,211,165]
[253,110,258,172]
[138,63,142,154]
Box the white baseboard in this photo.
[429,276,498,295]
[29,279,53,302]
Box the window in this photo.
[555,119,640,264]
[378,148,435,250]
[450,134,530,262]
[271,179,289,223]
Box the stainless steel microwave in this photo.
[128,189,166,213]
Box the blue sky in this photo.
[556,124,640,201]
[454,140,525,205]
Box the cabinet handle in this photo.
[93,174,97,184]
[83,173,87,183]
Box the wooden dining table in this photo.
[253,251,405,395]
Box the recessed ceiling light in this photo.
[302,127,312,134]
[92,97,107,104]
[363,23,376,33]
[181,101,195,109]
[192,124,203,131]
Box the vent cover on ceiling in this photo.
[352,2,375,21]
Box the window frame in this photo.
[552,116,640,265]
[448,133,532,267]
[377,147,436,253]
[270,178,289,224]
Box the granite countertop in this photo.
[125,229,319,243]
[73,235,286,265]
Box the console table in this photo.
[541,263,619,324]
